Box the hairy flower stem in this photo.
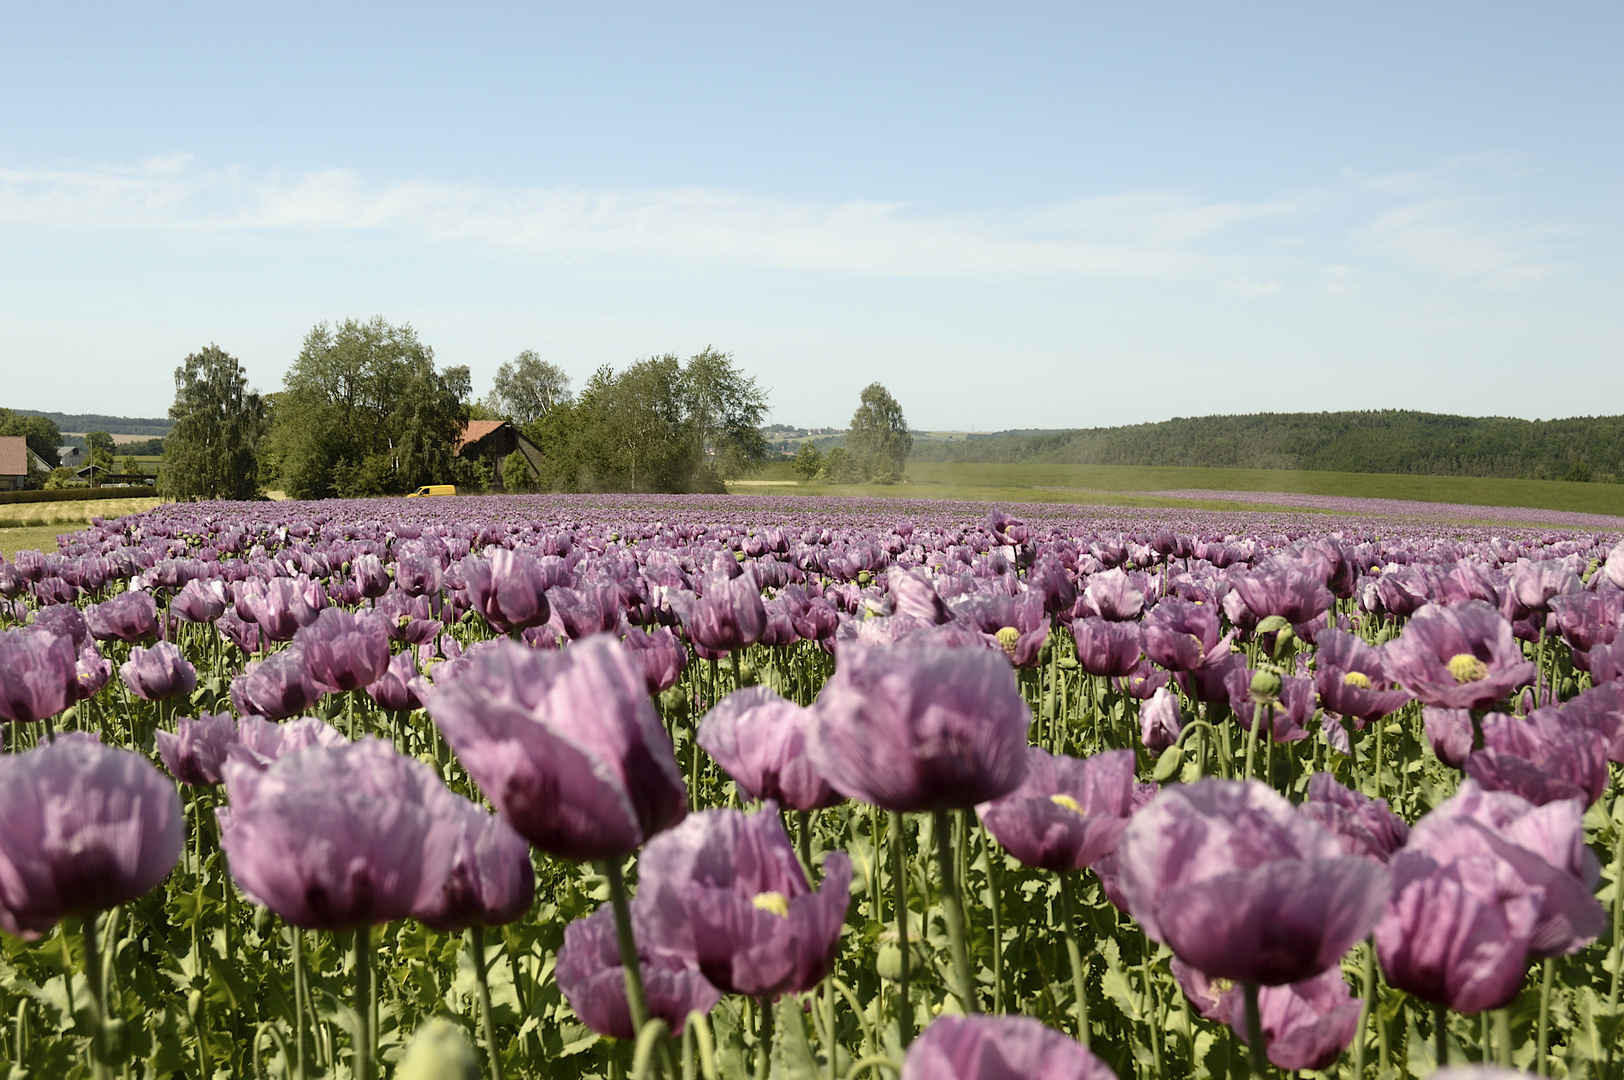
[1434,1002,1448,1068]
[754,997,774,1080]
[1057,872,1091,1047]
[981,824,1004,1014]
[469,925,505,1080]
[933,810,978,1014]
[1242,704,1267,781]
[796,809,813,881]
[602,860,654,1033]
[889,811,912,1047]
[353,926,375,1080]
[79,914,111,1080]
[1354,938,1374,1079]
[292,929,309,1080]
[1242,981,1266,1079]
[1494,1009,1512,1067]
[1536,957,1554,1076]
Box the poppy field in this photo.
[0,492,1620,1080]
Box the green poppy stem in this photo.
[1057,872,1090,1047]
[1536,956,1553,1076]
[469,925,505,1080]
[754,997,774,1080]
[932,810,978,1014]
[78,914,112,1080]
[1242,981,1266,1079]
[601,859,654,1034]
[292,928,309,1080]
[353,925,374,1080]
[889,811,912,1047]
[1433,1002,1448,1068]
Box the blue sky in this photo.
[2,3,1619,430]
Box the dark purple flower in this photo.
[427,635,687,861]
[1115,659,1170,700]
[952,590,1049,668]
[30,604,87,645]
[119,641,199,702]
[412,795,536,931]
[0,628,76,723]
[697,687,841,811]
[1229,560,1335,626]
[460,549,552,635]
[70,641,112,704]
[808,642,1030,813]
[1027,554,1078,616]
[1083,568,1147,622]
[555,904,721,1039]
[1314,630,1411,726]
[1465,709,1610,805]
[1422,707,1475,769]
[351,553,392,600]
[1138,687,1183,753]
[85,589,159,643]
[1382,601,1536,711]
[227,716,349,770]
[156,713,239,785]
[1299,773,1409,864]
[0,733,183,939]
[672,572,768,654]
[217,737,458,930]
[230,648,324,720]
[172,578,229,623]
[395,550,444,598]
[1069,617,1142,677]
[217,607,264,653]
[1172,959,1361,1072]
[1142,598,1230,672]
[900,1014,1115,1080]
[366,651,427,712]
[890,569,953,624]
[294,608,391,694]
[637,805,852,999]
[977,747,1138,873]
[1118,779,1389,985]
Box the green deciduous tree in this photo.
[485,350,573,426]
[157,345,267,501]
[846,382,912,483]
[793,441,824,481]
[0,409,61,480]
[269,317,471,499]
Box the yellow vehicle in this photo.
[406,485,458,497]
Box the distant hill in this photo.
[12,410,172,436]
[908,410,1624,483]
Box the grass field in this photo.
[729,461,1624,518]
[0,497,165,558]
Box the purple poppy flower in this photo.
[1138,687,1183,753]
[85,589,159,643]
[376,589,443,645]
[156,713,239,785]
[395,550,444,599]
[1314,630,1411,726]
[637,805,852,999]
[119,641,199,702]
[412,795,536,932]
[1226,669,1315,743]
[1465,709,1610,806]
[550,580,623,640]
[984,510,1030,547]
[1228,560,1335,626]
[0,733,184,939]
[229,648,324,720]
[1299,773,1409,864]
[1069,617,1142,677]
[1605,543,1624,590]
[351,553,392,600]
[1115,659,1171,700]
[1084,568,1147,622]
[890,569,953,624]
[366,651,427,712]
[1027,554,1078,616]
[293,608,391,694]
[1588,640,1624,685]
[952,590,1049,668]
[1508,560,1581,614]
[808,642,1030,813]
[977,747,1139,873]
[1382,601,1536,711]
[1402,780,1605,962]
[1422,707,1476,769]
[697,687,840,811]
[460,549,552,635]
[172,578,229,623]
[31,604,87,645]
[555,904,722,1040]
[1142,598,1231,672]
[1172,959,1361,1072]
[900,1014,1115,1080]
[1117,779,1389,985]
[217,607,264,653]
[70,640,112,704]
[672,572,768,654]
[217,737,458,930]
[0,628,77,724]
[427,635,687,862]
[620,626,688,694]
[226,716,349,770]
[1548,590,1623,652]
[238,577,323,641]
[1558,682,1624,763]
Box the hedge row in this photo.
[0,485,159,506]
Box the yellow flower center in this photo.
[1447,654,1489,684]
[1049,794,1084,814]
[995,627,1021,657]
[752,892,790,918]
[1342,671,1372,690]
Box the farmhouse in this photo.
[456,420,544,492]
[0,436,47,490]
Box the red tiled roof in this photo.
[457,420,507,453]
[0,436,27,476]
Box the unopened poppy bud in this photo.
[1255,615,1291,634]
[397,1018,480,1080]
[1249,669,1282,703]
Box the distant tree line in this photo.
[792,383,912,484]
[908,410,1624,483]
[8,410,171,437]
